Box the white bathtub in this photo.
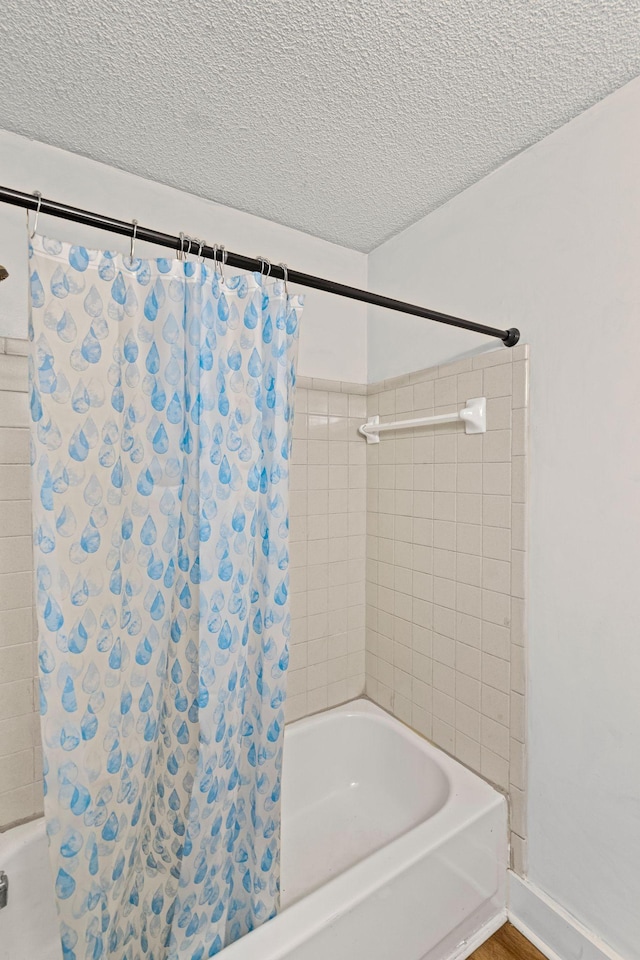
[0,699,507,960]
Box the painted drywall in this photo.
[369,76,640,959]
[0,130,367,383]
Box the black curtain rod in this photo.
[0,186,519,347]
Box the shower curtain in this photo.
[29,234,302,960]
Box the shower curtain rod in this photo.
[0,185,520,346]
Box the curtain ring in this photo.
[257,256,271,279]
[212,244,221,278]
[129,219,138,262]
[177,231,187,262]
[29,190,42,240]
[278,262,289,300]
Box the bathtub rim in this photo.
[0,815,47,860]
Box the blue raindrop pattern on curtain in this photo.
[28,234,303,960]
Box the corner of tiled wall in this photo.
[285,376,368,723]
[363,344,529,875]
[0,336,44,830]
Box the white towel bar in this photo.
[359,397,486,443]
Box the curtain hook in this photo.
[196,239,206,264]
[257,256,271,279]
[177,231,186,261]
[29,190,42,240]
[219,245,227,283]
[278,262,289,300]
[129,219,138,263]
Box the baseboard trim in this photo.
[508,873,626,960]
[449,909,508,960]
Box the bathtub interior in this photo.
[280,706,451,906]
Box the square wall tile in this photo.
[364,354,529,864]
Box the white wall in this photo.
[0,131,367,383]
[369,77,640,959]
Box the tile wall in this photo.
[0,336,42,828]
[285,377,368,722]
[364,346,529,872]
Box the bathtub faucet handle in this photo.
[0,870,8,909]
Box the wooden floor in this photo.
[469,923,546,960]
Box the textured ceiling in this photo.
[1,0,639,251]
